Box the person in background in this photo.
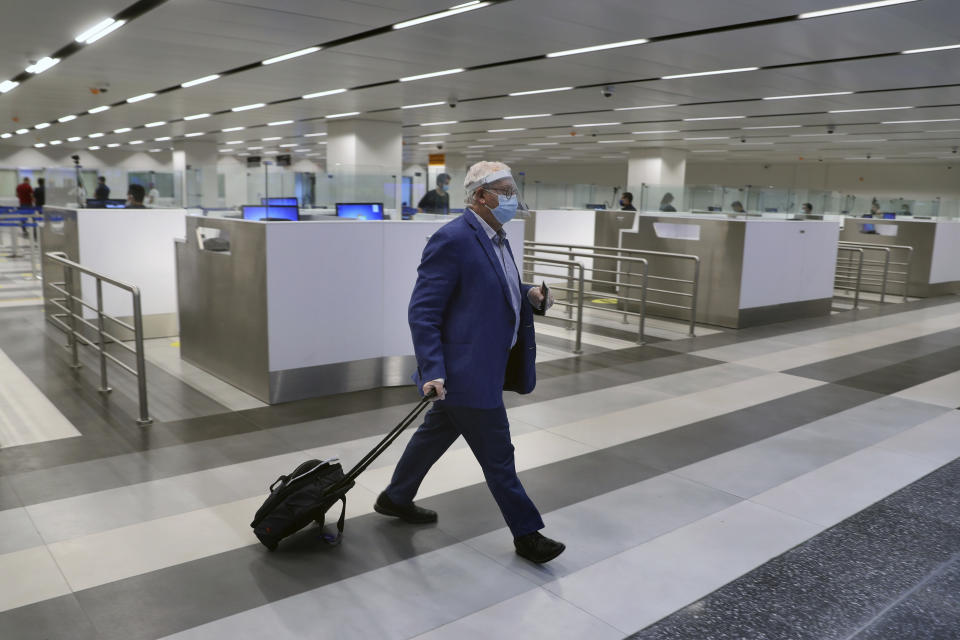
[147,182,160,207]
[801,202,813,215]
[659,192,677,212]
[377,160,565,565]
[620,191,637,211]
[33,178,45,210]
[94,176,110,201]
[731,201,746,214]
[417,173,451,214]
[125,184,147,209]
[870,199,881,216]
[900,204,912,216]
[16,177,34,208]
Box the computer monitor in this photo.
[882,212,896,219]
[707,206,721,212]
[241,205,300,221]
[260,197,299,207]
[86,198,128,208]
[764,208,778,213]
[861,214,875,233]
[336,203,384,220]
[585,203,606,210]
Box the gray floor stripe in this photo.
[0,381,884,640]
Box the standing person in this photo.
[376,160,565,564]
[417,173,451,214]
[16,177,34,208]
[147,182,160,207]
[94,176,110,201]
[33,178,46,210]
[659,192,677,212]
[619,191,637,211]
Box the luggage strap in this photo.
[320,496,347,546]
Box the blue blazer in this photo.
[409,212,537,409]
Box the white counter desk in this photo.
[175,215,524,403]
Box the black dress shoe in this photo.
[374,492,438,524]
[514,531,566,563]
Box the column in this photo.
[172,140,219,208]
[627,148,688,211]
[326,119,402,209]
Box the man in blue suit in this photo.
[375,161,565,564]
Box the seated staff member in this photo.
[659,192,677,212]
[801,202,813,215]
[731,201,746,214]
[417,173,451,214]
[620,191,637,211]
[125,184,147,209]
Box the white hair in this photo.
[463,160,511,204]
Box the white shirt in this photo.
[147,188,160,206]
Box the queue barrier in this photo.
[0,211,43,279]
[835,241,913,303]
[43,251,153,425]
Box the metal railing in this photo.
[0,212,43,280]
[524,240,700,339]
[525,255,586,353]
[834,247,865,309]
[836,241,913,303]
[43,251,152,425]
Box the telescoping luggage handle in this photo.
[332,390,436,493]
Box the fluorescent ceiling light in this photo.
[88,105,110,114]
[279,143,298,147]
[185,132,204,137]
[845,156,885,159]
[16,128,29,134]
[504,114,551,119]
[268,120,294,126]
[597,139,633,143]
[127,92,156,103]
[547,38,649,58]
[882,118,960,124]
[478,137,504,140]
[304,132,326,137]
[799,0,920,20]
[692,149,726,153]
[829,106,913,113]
[181,74,220,88]
[49,140,62,145]
[222,126,245,132]
[0,80,19,93]
[75,18,125,44]
[393,2,491,29]
[738,141,774,145]
[219,149,234,153]
[232,103,265,112]
[902,43,960,55]
[67,136,82,141]
[614,104,678,111]
[226,140,243,144]
[294,148,309,152]
[262,136,282,141]
[303,88,347,99]
[247,146,263,150]
[113,127,131,133]
[792,132,846,136]
[326,111,360,119]
[573,122,621,127]
[399,68,464,82]
[107,143,120,148]
[633,130,679,134]
[145,121,166,128]
[509,87,572,96]
[130,140,144,144]
[547,156,571,160]
[421,120,457,126]
[25,57,60,74]
[184,113,210,121]
[763,91,853,100]
[468,144,493,148]
[34,143,46,148]
[263,46,320,66]
[417,141,438,145]
[88,132,104,138]
[420,132,450,137]
[841,138,887,142]
[34,123,51,129]
[529,142,559,145]
[683,115,745,121]
[488,128,525,132]
[149,149,162,152]
[402,101,445,109]
[684,136,729,140]
[662,67,758,80]
[744,124,802,129]
[154,136,171,141]
[58,115,77,123]
[88,145,101,150]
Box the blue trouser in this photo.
[384,402,545,538]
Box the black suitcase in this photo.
[251,394,433,551]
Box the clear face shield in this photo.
[465,169,529,214]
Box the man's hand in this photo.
[423,379,446,401]
[527,285,555,312]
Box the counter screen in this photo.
[241,205,300,221]
[336,203,384,220]
[261,197,298,207]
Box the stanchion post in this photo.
[574,264,584,355]
[688,258,700,337]
[95,279,112,394]
[63,264,81,369]
[132,288,153,426]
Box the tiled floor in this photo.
[0,293,958,639]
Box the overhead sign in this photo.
[428,153,446,166]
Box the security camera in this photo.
[740,137,746,143]
[448,97,458,108]
[827,126,835,134]
[601,85,615,98]
[436,143,444,150]
[866,154,872,159]
[952,147,958,154]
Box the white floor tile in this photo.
[0,545,72,613]
[875,410,960,465]
[894,371,960,408]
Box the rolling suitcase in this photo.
[251,394,433,551]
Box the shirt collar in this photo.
[469,208,505,242]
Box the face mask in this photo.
[489,193,518,224]
[441,184,449,192]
